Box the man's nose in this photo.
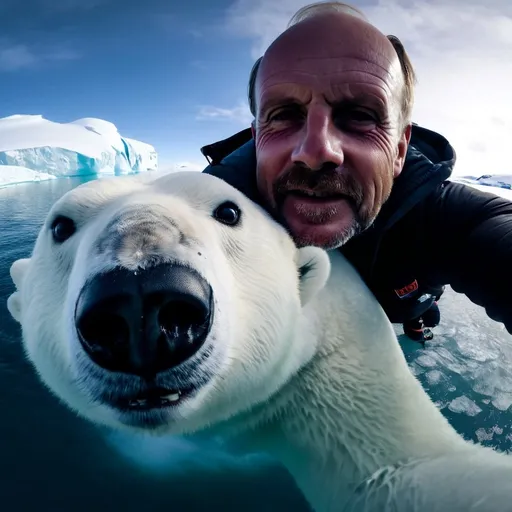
[291,108,344,171]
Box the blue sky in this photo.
[1,0,255,170]
[1,0,511,175]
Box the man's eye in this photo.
[269,107,303,122]
[349,110,376,122]
[334,109,378,130]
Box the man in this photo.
[201,1,512,335]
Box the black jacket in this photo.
[202,125,512,333]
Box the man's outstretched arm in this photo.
[423,181,512,333]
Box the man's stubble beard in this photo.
[268,164,378,249]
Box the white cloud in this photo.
[225,0,297,59]
[188,28,204,39]
[37,0,107,10]
[0,42,80,71]
[0,45,36,71]
[224,0,512,177]
[196,102,253,126]
[190,60,209,71]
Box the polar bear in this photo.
[7,171,512,512]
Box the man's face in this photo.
[253,13,411,249]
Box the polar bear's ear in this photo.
[10,258,31,289]
[7,292,22,323]
[297,247,330,306]
[7,258,31,323]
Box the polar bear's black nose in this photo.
[74,264,213,377]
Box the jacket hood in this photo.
[377,123,456,231]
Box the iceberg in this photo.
[0,165,57,187]
[0,114,158,187]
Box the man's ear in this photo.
[404,123,412,143]
[251,120,256,139]
[393,123,412,178]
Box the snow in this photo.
[0,114,158,187]
[451,175,512,200]
[415,354,438,368]
[425,369,445,385]
[448,396,482,416]
[0,165,57,187]
[159,161,206,173]
[476,426,503,443]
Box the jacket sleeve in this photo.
[424,181,512,332]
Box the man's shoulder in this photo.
[425,179,512,217]
[201,129,260,202]
[201,128,253,167]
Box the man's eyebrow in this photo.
[326,93,386,111]
[258,92,387,116]
[259,96,300,115]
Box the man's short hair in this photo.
[247,1,417,130]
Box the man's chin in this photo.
[278,194,361,249]
[287,218,360,250]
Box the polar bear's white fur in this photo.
[7,171,512,511]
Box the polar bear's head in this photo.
[7,172,330,434]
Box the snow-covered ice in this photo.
[448,396,482,416]
[0,114,157,187]
[452,175,512,200]
[0,165,57,187]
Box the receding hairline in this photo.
[255,11,403,108]
[287,1,370,27]
[248,3,415,128]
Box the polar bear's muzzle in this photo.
[74,262,214,381]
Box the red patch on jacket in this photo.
[394,280,419,299]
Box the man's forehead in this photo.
[256,12,402,101]
[265,12,396,64]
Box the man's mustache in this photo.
[273,165,365,211]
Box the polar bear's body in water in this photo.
[7,171,512,511]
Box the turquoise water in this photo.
[397,297,512,452]
[1,177,512,510]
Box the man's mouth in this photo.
[279,188,360,234]
[286,189,352,203]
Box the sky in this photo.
[1,0,511,176]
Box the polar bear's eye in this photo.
[50,215,76,243]
[213,201,241,226]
